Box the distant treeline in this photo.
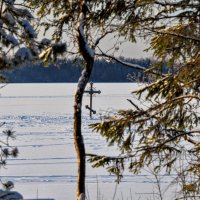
[3,58,152,83]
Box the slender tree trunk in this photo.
[74,61,93,199]
[74,1,95,198]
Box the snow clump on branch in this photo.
[11,7,34,19]
[0,30,18,46]
[15,47,33,62]
[2,12,15,26]
[4,0,15,5]
[40,38,51,46]
[19,19,37,38]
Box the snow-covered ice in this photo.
[0,83,176,200]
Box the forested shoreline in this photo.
[3,58,151,83]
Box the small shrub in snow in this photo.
[0,124,19,191]
[2,181,14,190]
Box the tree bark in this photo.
[74,60,93,199]
[74,1,94,198]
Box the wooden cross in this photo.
[84,82,101,118]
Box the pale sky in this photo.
[99,35,152,59]
[114,40,152,59]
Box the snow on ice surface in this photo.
[0,83,177,200]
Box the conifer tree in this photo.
[88,1,200,199]
[0,0,38,81]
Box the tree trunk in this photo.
[74,1,94,199]
[74,61,93,199]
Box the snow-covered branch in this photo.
[76,1,94,60]
[155,0,199,7]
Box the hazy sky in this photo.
[14,0,152,59]
[99,35,152,59]
[115,40,152,59]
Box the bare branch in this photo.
[94,30,115,47]
[96,48,146,71]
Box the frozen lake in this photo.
[0,83,176,200]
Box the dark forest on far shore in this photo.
[3,58,152,83]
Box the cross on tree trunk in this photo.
[84,82,101,118]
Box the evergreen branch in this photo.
[133,94,200,124]
[163,129,200,146]
[148,28,200,43]
[126,99,141,111]
[136,131,199,152]
[155,0,199,7]
[175,196,200,200]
